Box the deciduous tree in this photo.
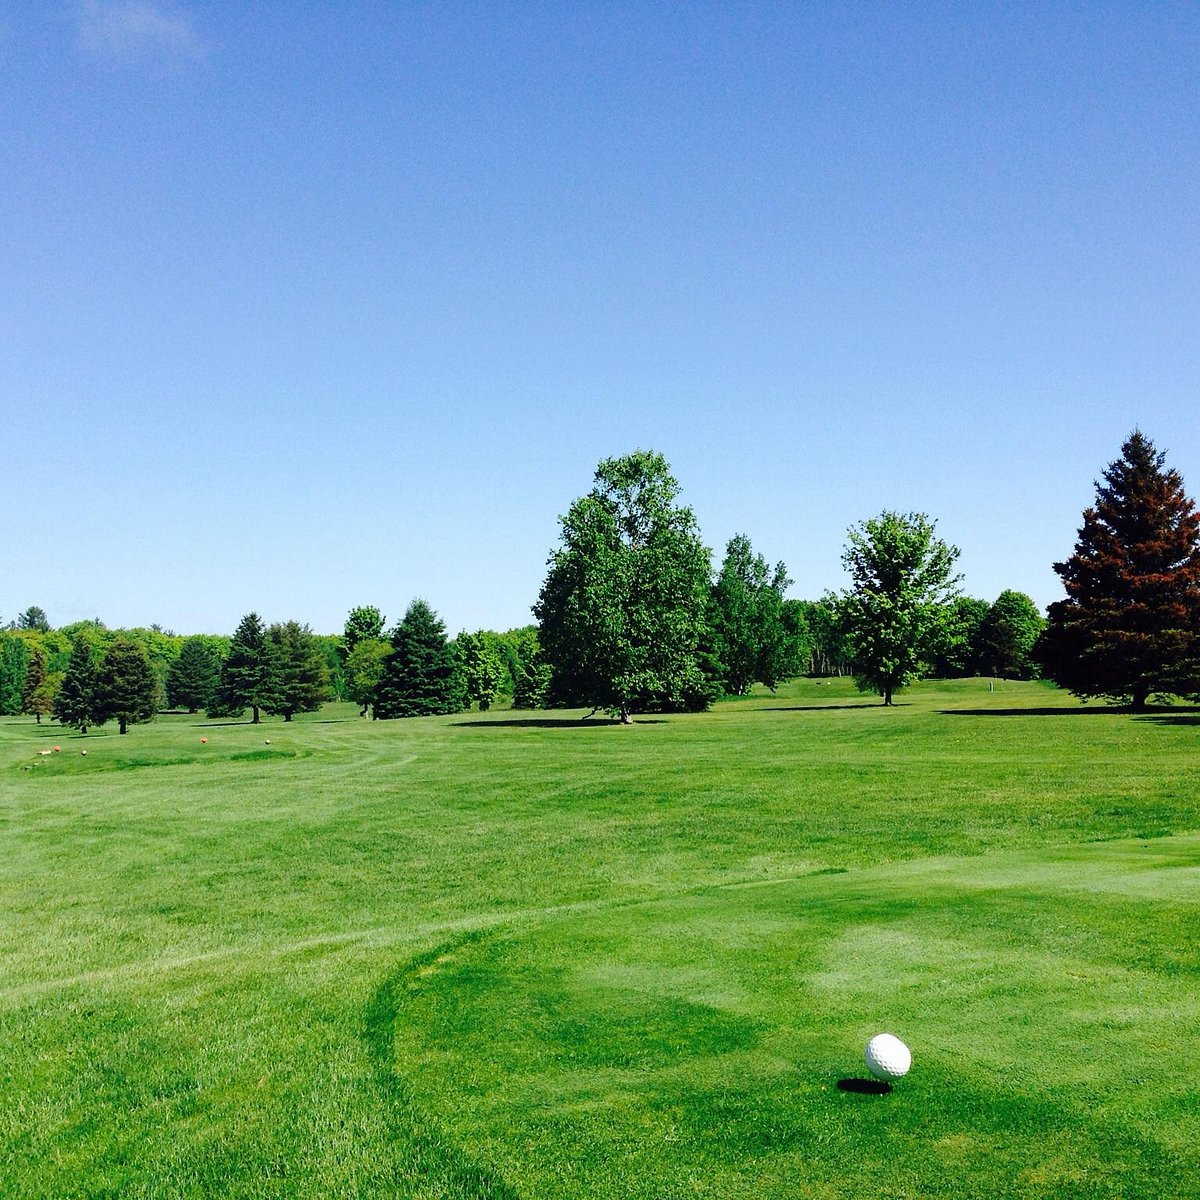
[978,590,1043,679]
[1035,432,1200,709]
[457,630,505,711]
[344,637,391,717]
[839,511,961,705]
[534,451,712,722]
[709,535,798,695]
[344,605,385,651]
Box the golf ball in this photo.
[865,1033,911,1081]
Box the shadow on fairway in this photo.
[837,1077,892,1095]
[1139,712,1200,727]
[940,706,1134,718]
[760,704,885,713]
[454,717,667,728]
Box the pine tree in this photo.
[54,639,103,733]
[167,637,221,712]
[374,600,466,718]
[21,646,52,723]
[1035,431,1200,709]
[211,612,276,723]
[262,621,330,721]
[96,638,157,734]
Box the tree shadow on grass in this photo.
[454,717,667,728]
[760,704,895,713]
[939,706,1144,718]
[1138,712,1200,727]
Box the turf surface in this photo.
[2,678,1198,1197]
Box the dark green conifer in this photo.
[167,637,221,712]
[54,639,102,733]
[96,638,157,734]
[374,600,466,718]
[263,621,330,721]
[211,612,276,723]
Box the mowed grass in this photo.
[1,678,1198,1198]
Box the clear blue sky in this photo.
[3,2,1198,635]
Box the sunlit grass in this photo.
[2,678,1198,1197]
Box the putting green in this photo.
[379,835,1200,1199]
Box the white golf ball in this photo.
[865,1033,911,1081]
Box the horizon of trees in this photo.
[6,431,1193,727]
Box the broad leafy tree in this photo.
[211,612,276,723]
[344,605,385,652]
[457,630,505,711]
[374,600,466,718]
[839,511,961,705]
[167,637,222,712]
[344,637,391,717]
[263,621,330,721]
[54,639,103,733]
[1035,432,1200,709]
[788,597,851,677]
[928,596,990,678]
[20,646,53,723]
[709,534,798,695]
[96,638,157,734]
[534,450,713,722]
[978,590,1043,679]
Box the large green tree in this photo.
[978,590,1043,679]
[457,630,505,712]
[20,646,52,723]
[928,596,990,678]
[839,511,962,705]
[1035,432,1200,709]
[709,534,798,695]
[167,637,222,712]
[211,612,276,723]
[96,638,157,734]
[17,606,50,632]
[54,639,103,733]
[344,637,391,717]
[263,621,331,721]
[343,606,386,652]
[374,600,466,719]
[534,451,713,722]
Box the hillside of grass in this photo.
[2,678,1198,1197]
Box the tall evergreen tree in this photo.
[978,590,1043,679]
[839,511,961,705]
[709,534,798,695]
[96,638,157,734]
[21,646,52,723]
[534,451,713,722]
[54,639,103,733]
[211,612,276,723]
[1035,431,1200,709]
[17,606,50,631]
[374,600,466,718]
[167,637,221,712]
[263,621,331,721]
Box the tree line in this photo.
[5,431,1194,730]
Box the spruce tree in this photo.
[262,621,330,721]
[96,638,157,734]
[167,637,221,712]
[1035,432,1200,709]
[21,646,52,723]
[374,600,466,718]
[211,612,276,723]
[54,639,102,733]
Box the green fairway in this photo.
[2,679,1198,1197]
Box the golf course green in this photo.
[2,678,1197,1197]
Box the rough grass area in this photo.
[2,678,1198,1198]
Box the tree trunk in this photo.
[883,685,893,706]
[252,705,261,724]
[119,717,128,734]
[284,712,293,722]
[1130,684,1150,712]
[620,707,633,725]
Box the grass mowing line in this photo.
[11,832,1197,1004]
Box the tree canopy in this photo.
[534,450,713,722]
[374,600,465,718]
[211,612,276,723]
[1035,431,1200,709]
[54,639,103,733]
[839,511,961,705]
[263,621,330,721]
[96,638,157,734]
